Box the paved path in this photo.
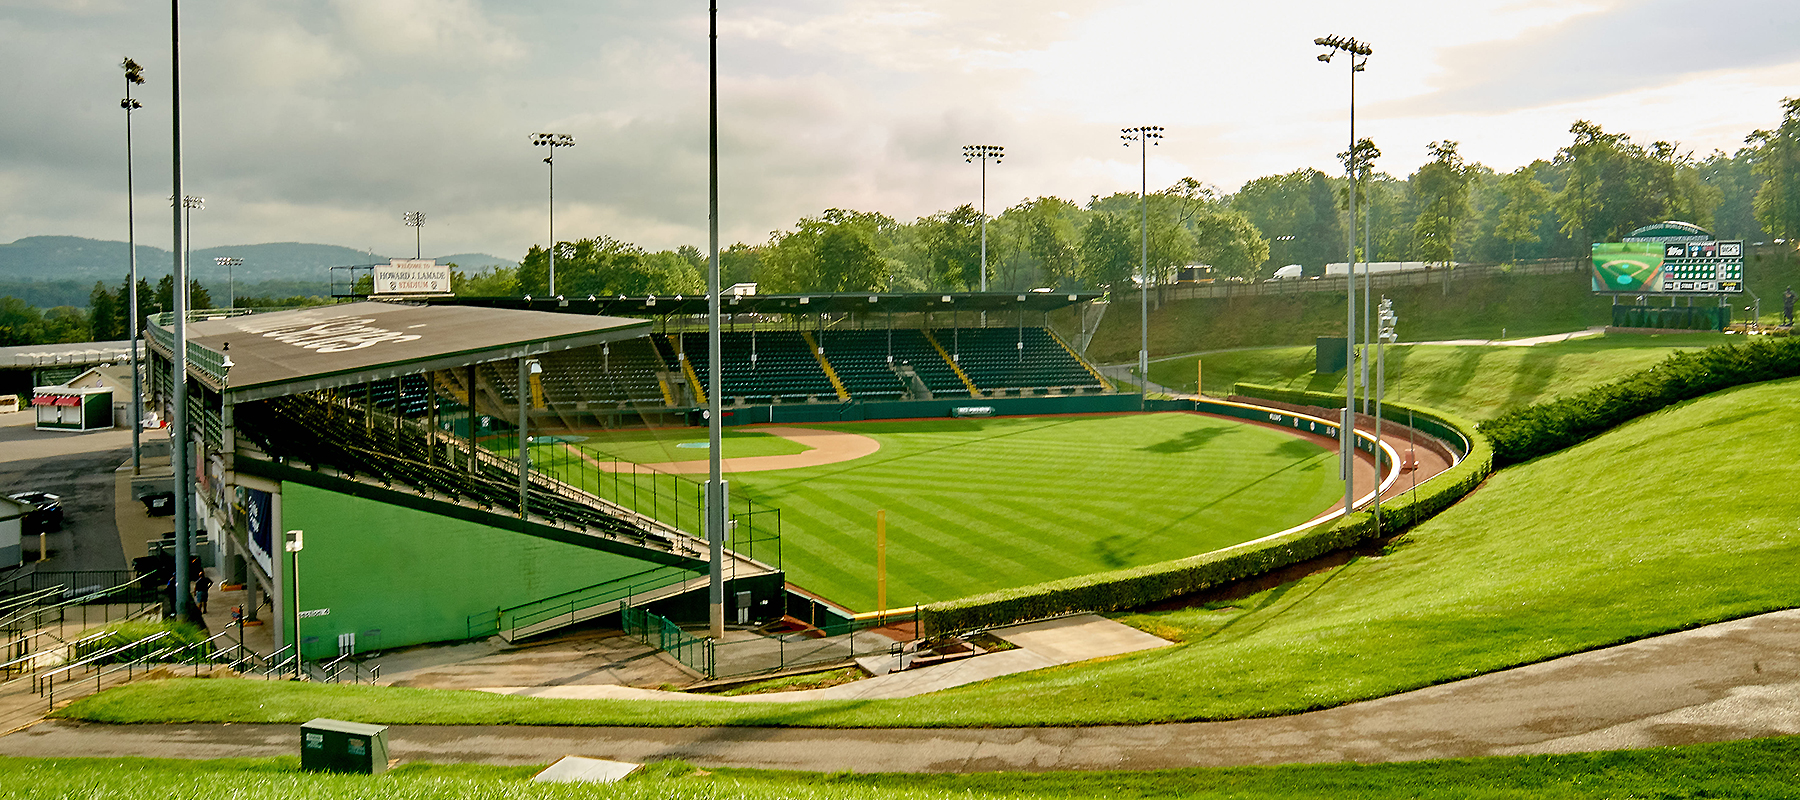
[5,608,1800,771]
[476,615,1170,702]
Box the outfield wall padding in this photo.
[918,394,1492,637]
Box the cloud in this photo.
[1388,0,1800,116]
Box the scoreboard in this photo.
[1591,240,1743,295]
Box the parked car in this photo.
[8,491,63,533]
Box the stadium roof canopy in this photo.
[428,290,1104,318]
[147,301,650,402]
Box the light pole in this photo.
[177,195,203,310]
[1121,126,1163,405]
[403,211,425,260]
[706,0,726,641]
[285,529,303,678]
[122,57,145,475]
[962,145,1004,292]
[530,133,574,296]
[213,257,241,309]
[1315,34,1371,516]
[169,0,191,621]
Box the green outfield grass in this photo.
[522,414,1345,611]
[1152,332,1736,419]
[720,414,1343,610]
[7,739,1800,799]
[568,427,810,463]
[74,377,1800,728]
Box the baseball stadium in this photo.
[130,290,1440,668]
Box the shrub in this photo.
[919,396,1491,636]
[1479,337,1800,467]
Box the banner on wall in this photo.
[244,487,274,575]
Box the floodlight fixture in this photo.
[1316,33,1372,516]
[530,133,574,295]
[1120,126,1162,404]
[961,144,1005,293]
[215,256,242,308]
[403,211,426,259]
[121,55,146,475]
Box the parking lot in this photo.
[0,409,134,573]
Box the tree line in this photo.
[463,97,1800,298]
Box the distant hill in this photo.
[0,236,513,285]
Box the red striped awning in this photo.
[33,394,80,406]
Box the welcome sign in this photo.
[372,259,452,296]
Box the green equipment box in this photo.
[300,718,389,774]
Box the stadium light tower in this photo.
[530,133,574,296]
[1121,125,1162,406]
[178,196,203,310]
[214,256,241,309]
[962,145,1004,292]
[403,211,425,259]
[1315,33,1371,516]
[121,57,146,475]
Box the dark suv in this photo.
[8,492,63,533]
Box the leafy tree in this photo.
[1078,211,1136,288]
[1494,166,1552,262]
[762,209,898,292]
[917,204,983,290]
[153,275,212,312]
[1550,121,1707,244]
[0,297,40,346]
[88,281,120,341]
[719,243,765,287]
[1188,208,1270,279]
[1001,196,1083,289]
[1412,141,1474,265]
[1748,97,1800,240]
[1698,148,1765,240]
[450,264,519,296]
[518,237,704,297]
[1231,168,1344,271]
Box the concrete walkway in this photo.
[475,615,1170,702]
[5,608,1800,771]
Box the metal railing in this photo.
[472,563,699,640]
[621,605,714,678]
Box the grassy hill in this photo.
[67,376,1800,727]
[1152,332,1737,420]
[1085,246,1800,364]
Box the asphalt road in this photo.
[5,608,1800,772]
[0,411,132,572]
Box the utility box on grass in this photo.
[300,718,389,774]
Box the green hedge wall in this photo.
[1478,337,1800,467]
[918,396,1492,636]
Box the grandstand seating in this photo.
[939,327,1105,394]
[235,394,687,554]
[478,339,670,409]
[819,329,967,398]
[673,331,836,404]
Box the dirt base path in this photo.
[582,426,880,474]
[6,608,1800,771]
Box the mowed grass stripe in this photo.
[727,413,1343,610]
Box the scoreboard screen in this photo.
[1591,240,1743,294]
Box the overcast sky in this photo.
[4,0,1799,263]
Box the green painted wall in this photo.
[279,481,682,659]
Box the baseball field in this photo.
[543,412,1347,612]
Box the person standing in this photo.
[1784,286,1795,326]
[194,572,213,615]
